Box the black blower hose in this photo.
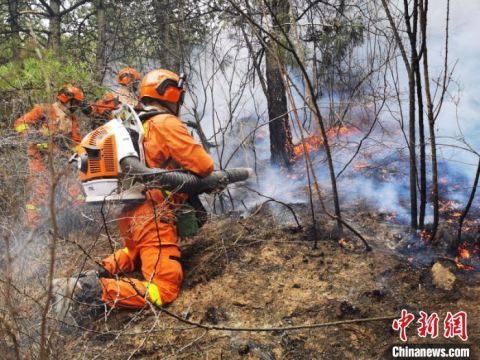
[120,156,251,194]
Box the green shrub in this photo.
[0,50,103,126]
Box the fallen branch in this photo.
[159,308,397,332]
[52,311,398,334]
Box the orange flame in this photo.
[293,134,322,158]
[326,126,360,138]
[458,245,470,259]
[454,244,476,271]
[293,126,360,159]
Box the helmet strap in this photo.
[174,102,181,116]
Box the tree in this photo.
[264,0,294,168]
[381,0,450,233]
[6,0,22,59]
[382,0,420,229]
[94,0,107,82]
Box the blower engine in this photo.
[70,105,251,204]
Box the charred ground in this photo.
[49,200,480,359]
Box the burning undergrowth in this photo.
[227,114,480,274]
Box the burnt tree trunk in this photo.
[95,0,107,83]
[407,68,418,228]
[416,67,427,230]
[174,0,185,72]
[421,0,440,238]
[428,109,439,236]
[153,0,168,68]
[265,46,294,168]
[404,0,419,229]
[414,64,427,230]
[153,0,179,71]
[7,0,21,59]
[265,0,294,168]
[48,0,61,52]
[409,0,427,230]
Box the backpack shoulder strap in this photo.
[138,110,169,122]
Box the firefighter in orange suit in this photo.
[116,67,140,108]
[100,69,214,308]
[88,91,121,129]
[14,85,85,227]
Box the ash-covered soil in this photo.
[59,203,480,359]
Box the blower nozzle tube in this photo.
[120,156,251,194]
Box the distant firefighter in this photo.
[14,85,86,228]
[116,66,140,108]
[87,91,121,129]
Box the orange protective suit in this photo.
[14,103,82,227]
[89,92,120,130]
[100,112,214,308]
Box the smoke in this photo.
[388,0,480,175]
[429,0,480,184]
[183,35,267,152]
[96,3,480,219]
[180,27,399,215]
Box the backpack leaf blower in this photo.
[70,105,251,204]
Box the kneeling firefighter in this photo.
[100,69,215,308]
[52,69,250,321]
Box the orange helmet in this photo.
[92,92,120,117]
[57,84,85,104]
[139,69,185,104]
[117,67,140,86]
